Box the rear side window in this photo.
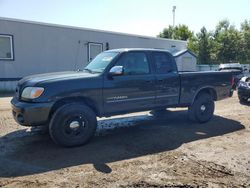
[115,52,150,75]
[152,52,175,74]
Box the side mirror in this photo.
[109,66,124,76]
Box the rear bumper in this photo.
[11,97,53,126]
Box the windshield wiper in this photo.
[83,68,102,74]
[83,68,95,73]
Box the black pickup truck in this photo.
[11,48,234,147]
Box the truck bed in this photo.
[179,71,233,105]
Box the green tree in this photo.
[188,27,215,64]
[187,35,198,55]
[158,24,193,41]
[214,20,242,64]
[158,25,175,39]
[196,27,211,64]
[159,19,250,65]
[240,20,250,64]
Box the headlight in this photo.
[21,87,44,99]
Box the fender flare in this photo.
[191,86,217,105]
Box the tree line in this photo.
[158,20,250,64]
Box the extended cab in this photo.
[11,49,234,147]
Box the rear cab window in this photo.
[151,52,177,74]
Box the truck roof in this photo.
[106,48,172,53]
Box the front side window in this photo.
[85,52,119,73]
[0,35,14,60]
[115,52,150,75]
[152,52,174,74]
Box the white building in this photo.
[0,17,193,90]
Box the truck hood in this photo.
[18,71,98,86]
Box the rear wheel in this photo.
[49,103,97,147]
[188,93,215,123]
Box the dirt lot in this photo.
[0,94,250,187]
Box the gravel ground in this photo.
[0,94,250,187]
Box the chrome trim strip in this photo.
[156,94,179,98]
[106,96,155,103]
[106,94,179,103]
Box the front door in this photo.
[103,51,156,114]
[151,52,180,106]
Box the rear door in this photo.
[151,51,180,106]
[103,51,156,114]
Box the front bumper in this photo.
[11,97,54,126]
[238,87,250,99]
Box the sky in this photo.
[0,0,249,37]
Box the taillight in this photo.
[231,77,235,86]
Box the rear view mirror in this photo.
[109,66,124,76]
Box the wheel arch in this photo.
[192,87,217,105]
[49,96,100,120]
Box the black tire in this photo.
[49,103,97,147]
[188,93,215,123]
[239,96,248,103]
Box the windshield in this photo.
[84,52,119,73]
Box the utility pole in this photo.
[172,6,176,39]
[172,6,176,27]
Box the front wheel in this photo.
[239,96,248,103]
[49,103,97,147]
[188,93,215,123]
